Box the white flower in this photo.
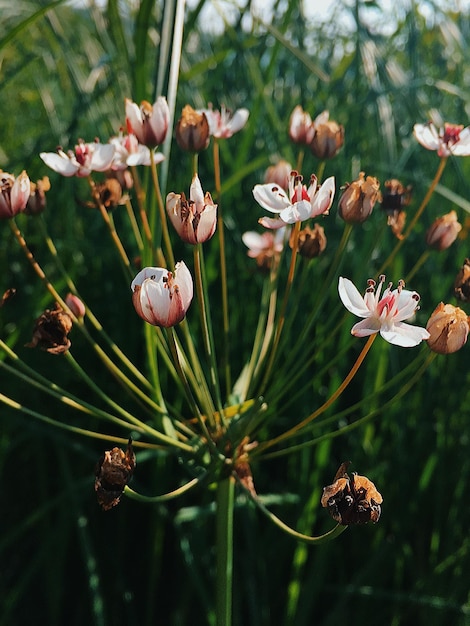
[413,122,470,157]
[199,105,249,139]
[253,171,335,229]
[40,140,115,177]
[166,174,217,244]
[109,132,164,168]
[131,262,193,327]
[338,275,430,347]
[125,96,170,147]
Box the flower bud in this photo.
[264,159,293,190]
[426,302,469,354]
[166,174,217,244]
[125,97,170,147]
[288,105,314,145]
[338,172,381,223]
[175,105,210,152]
[289,223,327,259]
[131,262,193,327]
[0,170,30,219]
[454,258,470,302]
[65,293,86,319]
[309,111,344,159]
[426,210,462,251]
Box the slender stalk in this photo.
[216,476,235,626]
[255,334,377,454]
[213,138,231,397]
[150,139,175,269]
[377,157,447,274]
[125,476,203,503]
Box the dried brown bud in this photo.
[290,223,327,259]
[426,210,462,251]
[25,176,51,215]
[380,179,412,213]
[0,288,16,307]
[321,462,382,525]
[338,172,381,224]
[95,177,124,210]
[175,105,210,152]
[95,439,136,510]
[426,302,469,354]
[309,111,344,159]
[25,303,73,355]
[386,209,407,240]
[454,258,470,302]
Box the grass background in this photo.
[2,1,470,624]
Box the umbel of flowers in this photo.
[4,88,470,626]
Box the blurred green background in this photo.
[2,1,470,624]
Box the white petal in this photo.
[190,174,205,206]
[380,322,430,347]
[174,261,194,310]
[40,152,79,176]
[351,318,381,337]
[90,144,116,171]
[242,231,264,252]
[131,266,167,291]
[126,146,151,166]
[452,128,470,156]
[310,176,335,217]
[393,289,419,322]
[279,200,311,223]
[338,277,370,317]
[413,124,440,151]
[196,204,217,242]
[258,216,287,229]
[253,183,290,213]
[228,108,249,134]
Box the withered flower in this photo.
[380,179,411,240]
[25,176,50,215]
[175,105,210,152]
[289,223,327,259]
[321,462,383,525]
[426,302,469,354]
[0,288,16,307]
[426,210,462,251]
[25,303,73,355]
[95,177,125,211]
[454,258,470,302]
[233,437,258,498]
[95,439,136,511]
[338,172,381,224]
[309,111,344,159]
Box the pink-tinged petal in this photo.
[279,200,311,223]
[258,215,286,229]
[338,277,370,317]
[11,171,31,213]
[195,204,217,242]
[228,108,249,134]
[351,318,382,337]
[173,261,193,311]
[452,127,470,156]
[313,110,330,126]
[392,289,420,322]
[125,100,143,136]
[40,152,79,176]
[253,183,290,213]
[413,124,440,151]
[380,322,430,347]
[126,146,152,166]
[190,174,205,206]
[310,176,335,217]
[150,96,170,145]
[90,144,116,171]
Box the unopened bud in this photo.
[310,111,344,159]
[338,172,381,223]
[175,105,210,152]
[264,160,293,189]
[289,105,314,145]
[426,210,462,251]
[65,293,86,319]
[426,302,469,354]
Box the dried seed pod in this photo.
[95,439,136,511]
[25,303,73,355]
[321,462,382,525]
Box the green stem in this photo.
[377,157,447,274]
[150,151,175,268]
[216,476,235,626]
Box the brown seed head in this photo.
[426,302,469,354]
[338,172,381,224]
[176,105,210,152]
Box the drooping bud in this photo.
[454,258,470,302]
[175,105,210,152]
[426,302,469,354]
[321,462,382,525]
[426,210,462,251]
[25,176,50,215]
[289,223,327,259]
[338,172,381,223]
[309,111,344,159]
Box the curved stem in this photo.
[125,476,203,503]
[255,334,377,454]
